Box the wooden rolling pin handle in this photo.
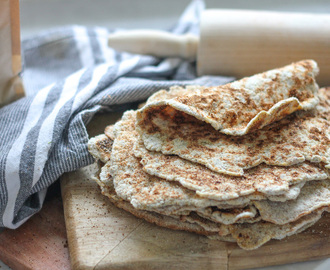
[108,30,198,60]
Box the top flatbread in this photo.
[137,60,319,136]
[137,102,330,176]
[307,87,330,121]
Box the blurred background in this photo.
[20,0,330,38]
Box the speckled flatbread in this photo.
[136,68,330,177]
[228,207,329,250]
[253,180,330,225]
[94,171,329,250]
[95,155,259,225]
[108,110,229,210]
[195,206,261,225]
[108,110,317,213]
[307,87,330,120]
[99,161,261,224]
[137,60,319,137]
[88,138,329,251]
[88,120,330,228]
[104,124,115,140]
[86,74,329,251]
[137,103,330,176]
[134,136,329,200]
[87,134,113,163]
[107,120,330,224]
[100,159,256,214]
[98,182,221,237]
[108,110,269,212]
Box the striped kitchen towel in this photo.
[0,0,233,229]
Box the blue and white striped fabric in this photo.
[0,0,233,229]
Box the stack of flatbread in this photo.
[88,60,330,250]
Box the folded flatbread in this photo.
[87,64,330,251]
[135,62,330,176]
[137,101,330,176]
[137,60,319,136]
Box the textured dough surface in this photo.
[86,72,330,250]
[137,104,330,176]
[87,134,113,163]
[229,207,328,250]
[94,170,329,250]
[109,110,320,213]
[253,180,330,225]
[109,110,235,211]
[137,60,319,136]
[134,136,329,200]
[90,111,330,225]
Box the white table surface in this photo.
[2,0,329,269]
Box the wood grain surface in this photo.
[60,113,330,270]
[0,183,70,270]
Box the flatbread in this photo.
[95,173,329,250]
[253,180,330,225]
[109,110,229,210]
[196,206,261,225]
[87,134,113,163]
[100,162,260,224]
[134,136,329,200]
[104,110,330,221]
[137,60,319,137]
[88,137,329,251]
[137,103,330,176]
[229,207,329,250]
[100,159,255,213]
[307,87,330,121]
[86,77,329,250]
[94,153,259,225]
[104,133,330,225]
[98,183,219,237]
[109,110,317,213]
[104,124,115,140]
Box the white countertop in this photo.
[19,0,330,38]
[1,0,329,269]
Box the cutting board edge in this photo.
[60,175,100,270]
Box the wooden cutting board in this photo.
[0,182,71,270]
[60,113,330,270]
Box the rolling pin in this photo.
[108,9,330,86]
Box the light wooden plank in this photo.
[0,185,70,270]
